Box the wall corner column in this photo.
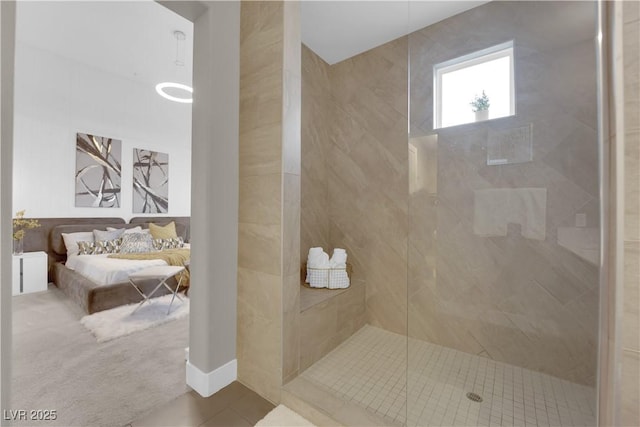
[237,0,301,403]
[187,1,240,397]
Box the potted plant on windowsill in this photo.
[470,91,490,122]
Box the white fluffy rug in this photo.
[80,294,189,342]
[255,405,316,426]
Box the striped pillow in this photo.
[77,238,122,255]
[152,237,185,251]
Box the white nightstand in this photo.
[12,251,48,296]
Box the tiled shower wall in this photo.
[238,1,300,402]
[301,38,410,337]
[301,1,600,387]
[300,46,331,258]
[408,2,599,386]
[300,40,408,367]
[621,1,640,425]
[327,36,410,336]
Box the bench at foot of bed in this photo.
[52,262,179,314]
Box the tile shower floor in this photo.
[301,325,596,427]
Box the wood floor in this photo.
[129,382,275,427]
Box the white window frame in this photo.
[433,41,515,129]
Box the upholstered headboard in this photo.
[22,218,125,265]
[50,223,135,256]
[18,217,190,278]
[130,216,190,242]
[49,220,189,256]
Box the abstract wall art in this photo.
[132,148,169,213]
[75,132,122,208]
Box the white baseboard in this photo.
[186,358,237,397]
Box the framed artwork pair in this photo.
[74,132,169,213]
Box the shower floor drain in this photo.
[466,392,483,402]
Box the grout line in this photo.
[301,325,596,427]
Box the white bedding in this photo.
[65,254,167,286]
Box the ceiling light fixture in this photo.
[155,82,193,103]
[156,30,193,104]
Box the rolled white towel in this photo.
[307,247,329,267]
[307,247,330,286]
[329,248,347,268]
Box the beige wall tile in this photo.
[238,222,281,275]
[237,262,283,401]
[238,0,301,403]
[282,274,300,382]
[239,125,283,178]
[283,275,301,314]
[283,308,300,382]
[301,45,331,259]
[240,2,283,56]
[336,279,366,326]
[283,70,302,176]
[283,173,301,276]
[624,242,640,351]
[237,268,282,321]
[625,129,640,240]
[624,15,639,241]
[624,0,639,23]
[623,16,639,133]
[237,320,282,375]
[239,174,282,225]
[621,15,640,427]
[282,2,302,176]
[621,350,640,427]
[321,39,409,337]
[300,299,338,345]
[241,38,283,82]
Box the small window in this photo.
[434,41,515,129]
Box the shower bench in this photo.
[299,277,366,371]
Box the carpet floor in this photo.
[81,294,189,343]
[11,286,189,427]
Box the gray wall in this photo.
[1,1,16,417]
[189,1,240,375]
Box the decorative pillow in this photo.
[77,238,122,255]
[107,226,147,234]
[62,231,95,257]
[149,221,177,239]
[152,237,185,251]
[77,240,95,255]
[120,232,154,254]
[96,238,122,254]
[93,228,124,242]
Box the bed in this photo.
[49,219,190,314]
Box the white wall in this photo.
[12,42,192,221]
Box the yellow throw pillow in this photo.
[148,221,178,239]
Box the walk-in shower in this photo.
[293,2,602,426]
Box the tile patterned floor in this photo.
[302,325,597,427]
[129,382,274,427]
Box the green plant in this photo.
[13,210,40,241]
[470,91,490,112]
